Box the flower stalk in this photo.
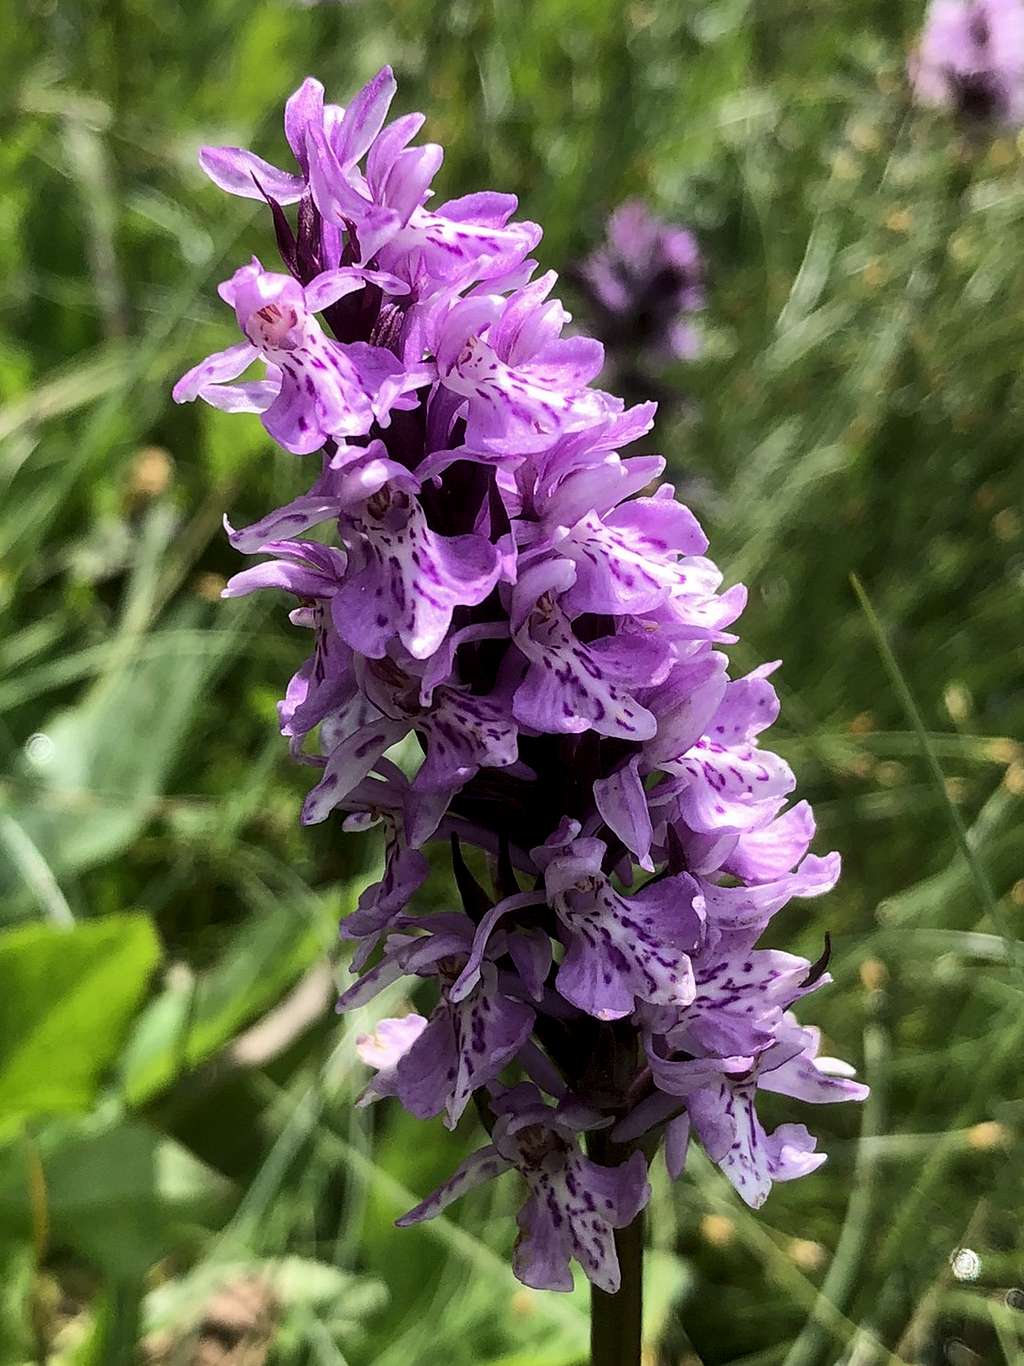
[591,1217,644,1366]
[589,1128,644,1366]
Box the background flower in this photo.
[910,0,1024,124]
[580,199,704,364]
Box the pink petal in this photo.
[198,146,306,203]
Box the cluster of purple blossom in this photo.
[578,200,704,366]
[174,67,866,1295]
[911,0,1024,125]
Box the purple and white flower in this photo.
[580,199,704,363]
[398,1084,650,1292]
[173,260,424,453]
[646,1016,868,1207]
[911,0,1024,124]
[182,65,867,1296]
[533,830,704,1020]
[341,915,535,1129]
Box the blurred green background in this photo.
[1,1,1023,1362]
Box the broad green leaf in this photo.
[0,606,232,898]
[0,1120,231,1280]
[118,902,330,1107]
[0,506,248,908]
[0,914,160,1126]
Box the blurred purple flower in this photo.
[580,199,704,364]
[910,0,1024,124]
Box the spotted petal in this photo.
[415,686,519,792]
[302,719,410,825]
[690,1080,825,1209]
[511,560,662,742]
[699,852,841,931]
[724,801,816,883]
[513,1148,649,1293]
[172,341,257,403]
[396,1145,511,1226]
[544,840,703,1020]
[337,492,501,661]
[445,965,535,1128]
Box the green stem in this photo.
[587,1126,644,1366]
[591,1209,644,1366]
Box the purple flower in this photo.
[300,66,541,291]
[355,1012,429,1080]
[910,0,1024,124]
[332,450,503,661]
[225,442,503,662]
[435,279,614,454]
[509,558,671,742]
[183,66,866,1296]
[531,829,704,1020]
[645,1016,867,1207]
[340,915,535,1129]
[198,76,328,203]
[340,818,430,968]
[173,260,424,453]
[696,851,841,937]
[593,756,655,870]
[299,657,520,826]
[653,664,795,835]
[722,799,818,883]
[397,1084,650,1292]
[580,199,704,363]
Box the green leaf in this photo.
[118,902,327,1107]
[0,914,160,1126]
[0,1237,33,1364]
[0,610,221,895]
[0,1120,232,1280]
[642,1248,693,1345]
[68,1281,144,1366]
[0,503,249,911]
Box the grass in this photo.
[1,0,1022,1362]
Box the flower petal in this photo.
[594,757,654,870]
[302,719,410,825]
[446,967,535,1128]
[172,341,257,403]
[334,65,398,168]
[284,77,325,168]
[396,1145,510,1226]
[198,146,306,203]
